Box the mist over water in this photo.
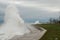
[5,5,24,24]
[0,5,30,40]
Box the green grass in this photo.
[35,24,60,40]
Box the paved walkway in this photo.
[10,24,47,40]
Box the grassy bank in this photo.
[35,24,60,40]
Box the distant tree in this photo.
[53,19,58,24]
[49,18,53,24]
[58,16,60,24]
[58,12,60,24]
[49,18,59,24]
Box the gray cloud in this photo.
[0,0,60,23]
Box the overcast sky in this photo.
[0,0,60,23]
